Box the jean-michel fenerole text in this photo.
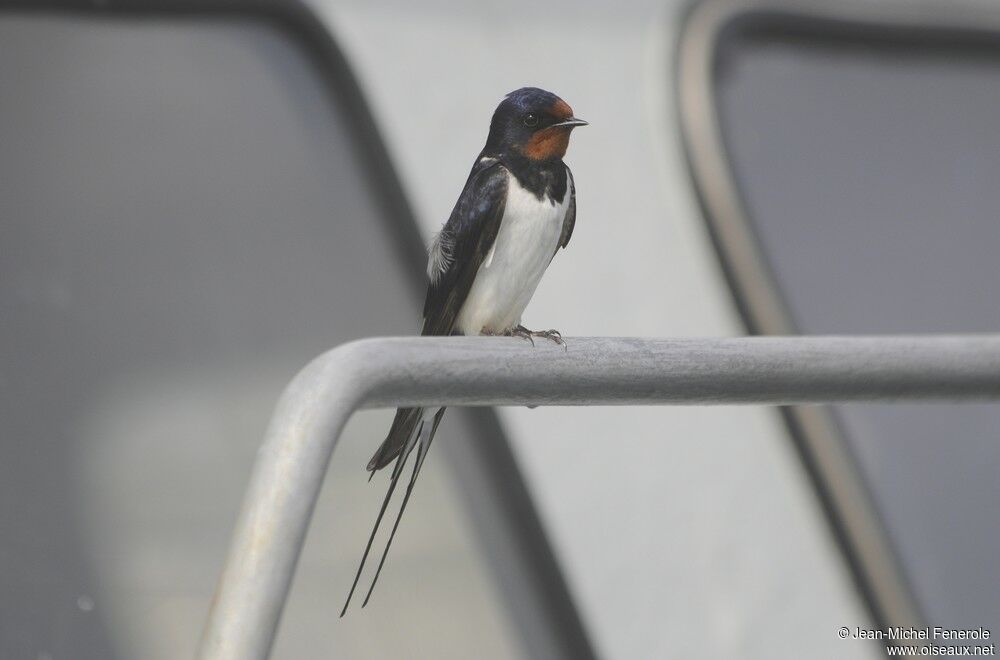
[853,627,991,641]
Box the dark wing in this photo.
[343,161,509,614]
[555,165,576,257]
[363,160,507,472]
[422,158,509,336]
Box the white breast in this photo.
[455,169,568,336]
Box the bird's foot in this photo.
[532,328,564,345]
[516,325,567,349]
[504,325,535,346]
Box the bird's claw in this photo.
[505,325,535,346]
[532,328,564,345]
[511,325,567,349]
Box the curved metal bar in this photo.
[199,334,1000,659]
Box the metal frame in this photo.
[1,2,596,657]
[677,0,1000,636]
[200,334,1000,659]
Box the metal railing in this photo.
[198,334,1000,660]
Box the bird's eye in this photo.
[523,113,538,127]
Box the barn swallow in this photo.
[341,87,586,614]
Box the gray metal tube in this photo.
[198,335,1000,659]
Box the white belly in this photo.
[455,171,568,335]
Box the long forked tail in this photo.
[362,407,444,608]
[340,407,446,615]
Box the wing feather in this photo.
[556,166,576,256]
[364,160,508,473]
[422,160,509,336]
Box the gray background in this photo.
[13,0,985,657]
[716,28,1000,627]
[322,1,877,658]
[0,14,521,659]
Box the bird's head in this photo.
[484,87,587,161]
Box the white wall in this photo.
[316,2,876,657]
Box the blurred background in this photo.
[2,0,999,658]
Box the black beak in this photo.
[552,117,588,129]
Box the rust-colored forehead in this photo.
[549,98,573,120]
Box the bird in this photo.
[340,87,586,615]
